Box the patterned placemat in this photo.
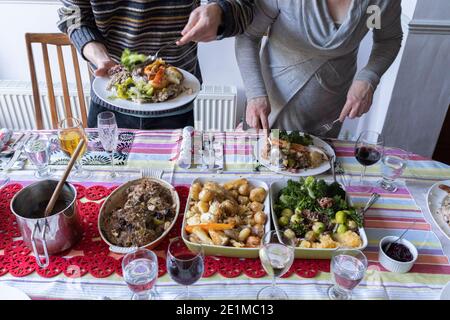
[49,131,135,166]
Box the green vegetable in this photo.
[284,229,296,240]
[312,222,325,234]
[153,218,164,226]
[281,208,294,218]
[304,231,316,242]
[347,220,358,230]
[347,209,364,228]
[335,210,347,224]
[337,224,348,234]
[278,130,313,146]
[290,213,303,225]
[278,216,290,227]
[121,49,147,71]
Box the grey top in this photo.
[235,0,403,124]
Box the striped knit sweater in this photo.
[57,0,253,115]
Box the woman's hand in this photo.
[246,97,271,131]
[338,80,374,122]
[82,42,117,77]
[177,3,223,45]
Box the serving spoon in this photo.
[383,222,416,252]
[44,140,85,217]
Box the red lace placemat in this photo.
[0,183,329,279]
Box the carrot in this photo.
[152,66,165,86]
[185,223,234,234]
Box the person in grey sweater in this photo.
[236,0,403,137]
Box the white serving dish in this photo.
[426,180,450,240]
[270,180,368,259]
[182,177,271,258]
[378,236,418,273]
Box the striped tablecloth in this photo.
[1,129,450,300]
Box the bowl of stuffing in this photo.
[98,177,180,254]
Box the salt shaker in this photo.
[178,126,194,169]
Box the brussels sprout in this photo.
[284,229,296,240]
[312,222,325,234]
[290,213,303,225]
[304,231,316,242]
[281,208,294,218]
[278,216,290,227]
[335,210,348,224]
[346,220,358,230]
[337,224,348,234]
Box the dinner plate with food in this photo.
[254,130,335,177]
[182,178,270,258]
[270,176,368,259]
[427,180,450,240]
[93,49,201,116]
[98,177,180,254]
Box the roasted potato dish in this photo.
[185,179,267,248]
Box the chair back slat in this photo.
[24,33,89,129]
[25,34,44,130]
[41,43,59,129]
[56,45,73,120]
[71,46,88,126]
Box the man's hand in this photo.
[177,3,223,45]
[82,42,117,77]
[246,97,271,132]
[339,80,374,122]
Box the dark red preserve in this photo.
[383,242,414,262]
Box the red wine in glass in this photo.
[355,146,382,166]
[167,253,204,286]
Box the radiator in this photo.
[0,80,237,131]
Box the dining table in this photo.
[0,128,449,300]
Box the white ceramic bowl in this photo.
[378,236,418,273]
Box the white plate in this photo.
[426,180,450,240]
[254,135,335,177]
[92,69,201,116]
[0,284,30,300]
[440,281,450,300]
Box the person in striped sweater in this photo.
[57,0,253,129]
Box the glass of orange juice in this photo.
[57,117,91,179]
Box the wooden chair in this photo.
[25,33,88,129]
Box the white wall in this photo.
[0,0,415,134]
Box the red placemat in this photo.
[0,183,326,279]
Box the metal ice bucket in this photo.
[10,180,82,268]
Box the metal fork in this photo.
[316,119,340,137]
[141,168,163,179]
[135,39,179,69]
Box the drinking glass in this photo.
[354,131,384,191]
[328,249,368,300]
[166,237,204,300]
[122,248,158,300]
[257,230,295,300]
[379,148,409,193]
[97,111,119,178]
[57,117,90,179]
[24,136,53,178]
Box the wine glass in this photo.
[257,230,295,300]
[57,117,90,179]
[354,131,384,191]
[97,111,119,178]
[122,248,158,300]
[24,135,53,179]
[328,249,368,300]
[379,148,409,193]
[166,237,204,300]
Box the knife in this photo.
[2,133,32,173]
